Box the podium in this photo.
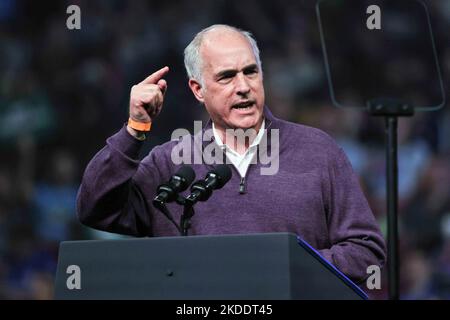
[54,232,367,299]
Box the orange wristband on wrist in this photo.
[128,118,152,132]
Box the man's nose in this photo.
[235,72,250,96]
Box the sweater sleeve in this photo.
[318,146,387,284]
[76,125,171,236]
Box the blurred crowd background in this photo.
[0,0,448,299]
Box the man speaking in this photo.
[77,24,386,283]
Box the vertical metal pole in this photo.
[386,116,399,300]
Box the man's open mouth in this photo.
[232,101,255,110]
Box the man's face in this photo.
[189,30,265,133]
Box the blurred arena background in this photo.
[0,0,448,299]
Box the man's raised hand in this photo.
[129,66,169,124]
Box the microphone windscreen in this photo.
[212,164,232,189]
[175,165,196,190]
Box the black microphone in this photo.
[153,165,195,204]
[185,164,232,204]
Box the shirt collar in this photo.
[212,119,266,151]
[198,105,279,154]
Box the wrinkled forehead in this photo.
[200,30,256,71]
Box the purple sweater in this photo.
[77,107,386,283]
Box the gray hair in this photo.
[184,24,262,86]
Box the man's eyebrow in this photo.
[215,64,259,79]
[243,64,258,71]
[215,69,237,79]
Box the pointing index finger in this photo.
[140,66,170,85]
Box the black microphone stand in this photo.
[153,195,196,236]
[368,98,414,300]
[179,198,195,236]
[179,181,210,236]
[152,198,182,234]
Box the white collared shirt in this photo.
[212,120,265,178]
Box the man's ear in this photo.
[188,79,204,103]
